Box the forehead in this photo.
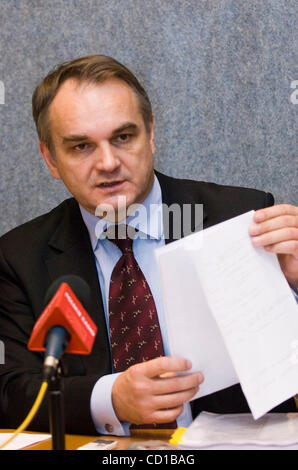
[49,78,144,139]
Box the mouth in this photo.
[97,180,125,194]
[99,180,123,187]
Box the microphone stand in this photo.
[48,363,65,450]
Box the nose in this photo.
[94,142,121,173]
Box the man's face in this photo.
[39,78,155,218]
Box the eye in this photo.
[115,133,131,143]
[73,142,90,151]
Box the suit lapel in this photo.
[44,199,101,307]
[155,171,208,244]
[43,199,111,373]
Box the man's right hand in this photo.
[111,356,204,425]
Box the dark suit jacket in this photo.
[0,171,295,434]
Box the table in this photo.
[0,428,173,450]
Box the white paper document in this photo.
[155,210,298,419]
[0,432,51,450]
[177,412,298,450]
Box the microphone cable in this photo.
[0,381,48,450]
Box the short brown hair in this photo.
[32,55,153,152]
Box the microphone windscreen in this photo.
[44,275,91,310]
[28,274,97,355]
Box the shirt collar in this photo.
[79,174,163,251]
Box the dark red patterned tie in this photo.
[107,225,176,429]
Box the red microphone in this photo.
[28,275,97,381]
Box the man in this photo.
[0,55,297,435]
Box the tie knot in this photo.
[106,224,136,254]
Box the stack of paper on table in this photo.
[155,211,298,419]
[0,433,51,450]
[173,412,298,450]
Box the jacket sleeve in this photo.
[0,246,100,435]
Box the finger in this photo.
[147,405,184,424]
[251,227,298,248]
[254,204,298,223]
[133,356,193,379]
[151,372,204,395]
[159,372,176,379]
[264,240,298,257]
[153,386,199,411]
[249,215,298,236]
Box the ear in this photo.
[39,141,61,180]
[149,115,156,155]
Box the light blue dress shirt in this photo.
[79,175,193,435]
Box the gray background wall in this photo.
[0,0,297,236]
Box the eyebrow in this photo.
[111,122,138,136]
[61,122,138,144]
[62,134,89,144]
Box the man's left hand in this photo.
[249,204,298,290]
